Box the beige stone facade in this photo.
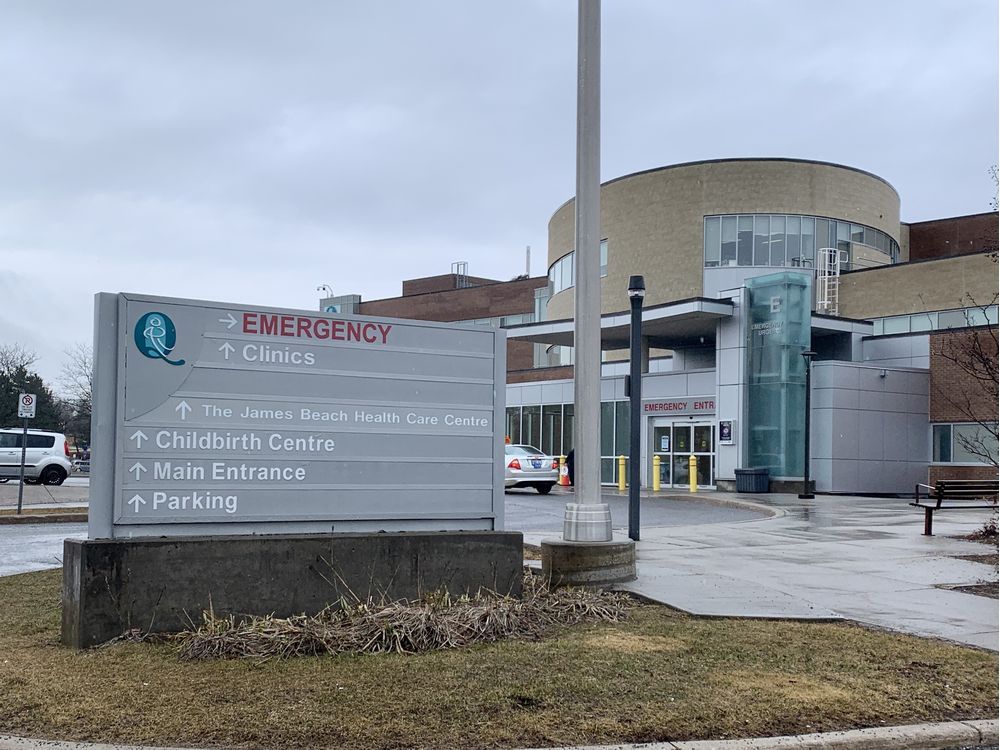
[546,158,900,319]
[838,252,999,319]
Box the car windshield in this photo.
[506,445,544,456]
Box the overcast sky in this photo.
[1,0,997,391]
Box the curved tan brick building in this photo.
[545,158,901,320]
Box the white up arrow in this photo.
[129,462,147,480]
[175,401,192,420]
[219,342,235,360]
[219,312,238,329]
[128,494,146,512]
[129,430,148,448]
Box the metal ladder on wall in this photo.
[815,247,849,315]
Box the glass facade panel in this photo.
[753,215,770,265]
[932,425,951,462]
[615,401,631,457]
[801,217,815,267]
[745,272,812,478]
[562,404,574,453]
[851,224,865,243]
[505,407,521,445]
[522,405,541,450]
[705,217,721,266]
[882,316,910,334]
[814,219,830,252]
[600,401,615,456]
[786,216,801,265]
[600,239,608,277]
[769,215,785,266]
[542,405,562,456]
[722,216,738,265]
[953,424,999,464]
[937,310,967,328]
[737,215,753,265]
[909,312,936,331]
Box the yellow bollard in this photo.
[688,454,698,493]
[558,455,569,486]
[618,455,626,492]
[652,455,661,492]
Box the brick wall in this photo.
[508,365,574,384]
[928,328,998,423]
[401,274,503,296]
[907,212,998,262]
[357,275,547,379]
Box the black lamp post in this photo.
[627,275,645,541]
[799,349,817,499]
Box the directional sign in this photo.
[90,292,506,538]
[17,393,36,419]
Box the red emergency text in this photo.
[243,314,392,344]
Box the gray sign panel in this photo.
[90,293,506,538]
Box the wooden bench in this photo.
[911,479,999,536]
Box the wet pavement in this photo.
[0,522,86,577]
[581,492,998,651]
[505,487,768,533]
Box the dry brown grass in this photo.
[176,574,634,660]
[0,569,996,749]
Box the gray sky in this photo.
[1,0,997,390]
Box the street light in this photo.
[799,349,817,499]
[316,284,333,298]
[627,275,645,541]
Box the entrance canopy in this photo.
[507,297,735,350]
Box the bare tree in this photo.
[0,343,38,384]
[58,343,93,444]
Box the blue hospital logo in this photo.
[134,312,186,366]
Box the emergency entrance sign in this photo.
[90,293,506,539]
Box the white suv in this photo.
[0,429,74,486]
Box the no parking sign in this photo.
[17,393,36,419]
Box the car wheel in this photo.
[536,483,553,494]
[40,467,67,486]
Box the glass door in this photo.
[652,424,671,487]
[649,419,717,490]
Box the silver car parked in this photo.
[504,444,559,494]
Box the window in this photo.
[932,423,999,465]
[546,240,608,296]
[737,215,753,265]
[704,217,721,267]
[704,214,897,270]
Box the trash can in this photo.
[734,468,769,493]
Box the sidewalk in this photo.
[526,491,999,651]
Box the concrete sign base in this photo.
[61,531,523,648]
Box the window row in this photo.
[457,312,536,329]
[547,240,609,296]
[872,306,999,336]
[704,215,899,269]
[505,400,631,484]
[931,423,998,465]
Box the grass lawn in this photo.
[0,569,996,749]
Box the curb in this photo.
[0,719,996,750]
[0,513,87,525]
